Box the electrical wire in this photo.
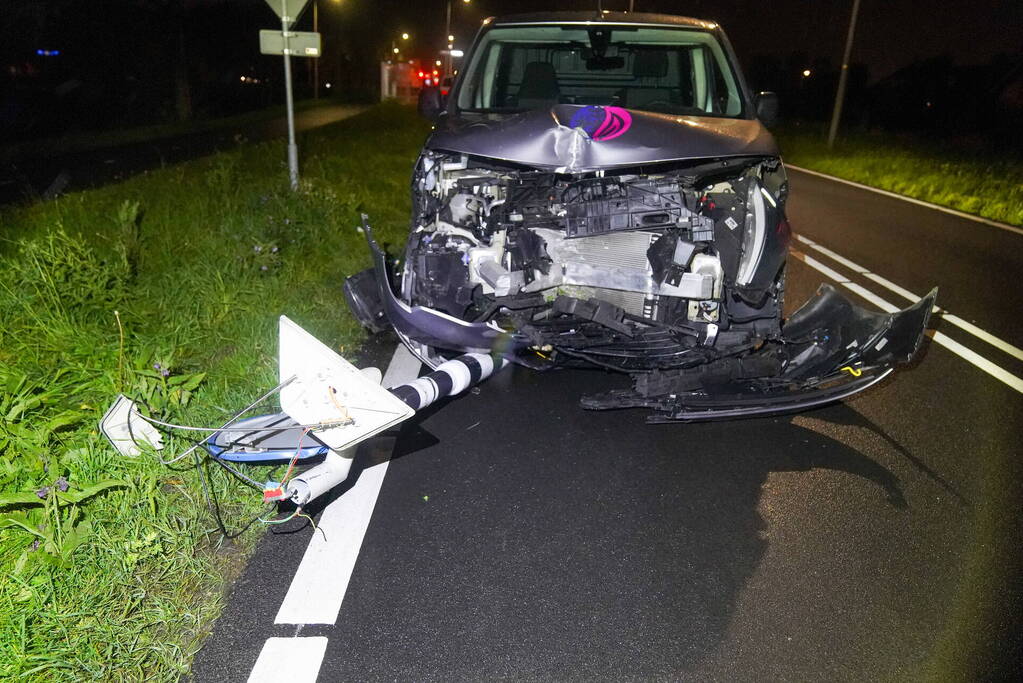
[279,428,309,488]
[297,510,325,541]
[142,374,298,464]
[132,375,315,537]
[133,411,362,433]
[210,456,264,491]
[193,451,229,538]
[260,507,302,525]
[192,450,275,538]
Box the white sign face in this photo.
[278,316,414,453]
[264,0,311,27]
[259,30,321,57]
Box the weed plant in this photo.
[776,125,1023,226]
[0,102,429,680]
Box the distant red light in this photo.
[418,71,424,78]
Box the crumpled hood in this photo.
[426,104,778,172]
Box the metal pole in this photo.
[827,0,861,149]
[445,0,452,77]
[313,0,319,100]
[281,1,299,190]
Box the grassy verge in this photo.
[0,102,430,680]
[776,125,1023,226]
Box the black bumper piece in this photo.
[582,284,937,422]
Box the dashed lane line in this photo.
[247,637,327,683]
[246,344,422,681]
[274,343,421,626]
[796,234,1023,363]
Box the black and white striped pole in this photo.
[389,353,504,412]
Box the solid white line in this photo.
[799,253,849,285]
[842,281,898,314]
[796,234,1023,362]
[247,637,328,683]
[786,164,1023,236]
[273,345,422,625]
[929,332,1023,394]
[792,250,1023,394]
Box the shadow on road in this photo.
[312,364,912,679]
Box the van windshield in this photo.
[455,24,745,117]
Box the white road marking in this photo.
[796,234,1023,362]
[792,249,1023,394]
[786,164,1023,236]
[247,637,327,683]
[274,344,422,625]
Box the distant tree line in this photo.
[0,0,382,144]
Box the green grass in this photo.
[776,125,1023,227]
[0,102,430,680]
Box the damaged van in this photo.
[345,11,936,422]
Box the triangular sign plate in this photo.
[264,0,311,27]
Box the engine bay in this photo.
[401,151,791,371]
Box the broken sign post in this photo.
[99,312,505,510]
[262,0,314,191]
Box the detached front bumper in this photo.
[583,283,937,421]
[344,217,936,421]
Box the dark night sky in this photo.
[401,0,1023,82]
[1,0,1019,141]
[2,0,1019,83]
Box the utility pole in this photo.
[827,0,861,149]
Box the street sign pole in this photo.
[281,6,299,191]
[264,0,311,191]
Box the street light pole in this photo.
[827,0,861,149]
[444,0,470,79]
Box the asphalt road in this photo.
[0,104,366,205]
[190,168,1023,681]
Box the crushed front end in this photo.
[346,148,935,421]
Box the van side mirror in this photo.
[754,91,779,128]
[418,86,445,120]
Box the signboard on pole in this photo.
[260,30,321,57]
[264,0,311,28]
[262,0,312,191]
